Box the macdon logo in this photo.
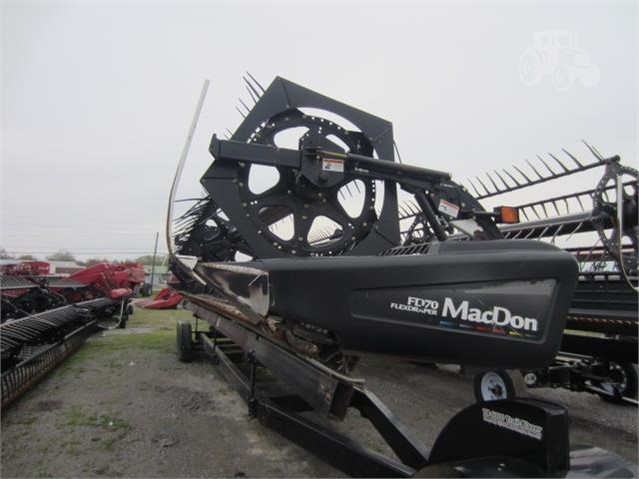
[390,296,539,332]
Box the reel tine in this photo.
[235,106,247,119]
[345,183,354,197]
[591,145,606,161]
[525,159,544,180]
[565,220,585,243]
[550,223,565,244]
[540,202,548,218]
[513,165,532,183]
[475,176,492,195]
[531,204,541,219]
[537,155,556,176]
[548,153,570,172]
[494,170,510,189]
[511,229,525,239]
[238,98,251,114]
[520,208,530,221]
[485,172,500,192]
[399,203,409,218]
[245,85,258,105]
[581,139,604,161]
[576,195,585,211]
[467,179,482,197]
[226,128,234,138]
[243,75,262,101]
[245,71,266,94]
[503,168,523,187]
[562,148,583,167]
[393,141,404,165]
[551,199,561,216]
[538,226,551,240]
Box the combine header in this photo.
[0,261,143,408]
[167,76,637,477]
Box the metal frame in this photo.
[183,300,613,478]
[189,301,432,477]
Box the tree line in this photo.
[0,248,166,266]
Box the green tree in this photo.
[135,254,166,266]
[17,254,37,260]
[0,247,14,259]
[83,257,109,266]
[46,249,76,262]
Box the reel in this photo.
[200,77,401,259]
[592,159,638,279]
[235,109,379,256]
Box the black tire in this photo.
[176,321,193,363]
[593,361,638,402]
[473,369,528,402]
[127,305,134,315]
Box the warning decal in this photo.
[322,158,345,173]
[438,199,460,218]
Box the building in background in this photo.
[143,264,169,287]
[48,261,84,276]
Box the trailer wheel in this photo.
[176,321,193,363]
[594,361,638,401]
[127,304,134,315]
[474,369,528,402]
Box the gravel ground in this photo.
[1,308,636,478]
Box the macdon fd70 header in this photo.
[165,76,637,477]
[169,76,581,371]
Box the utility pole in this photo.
[150,232,159,289]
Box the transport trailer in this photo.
[166,75,638,477]
[177,294,637,478]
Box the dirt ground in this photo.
[1,307,637,478]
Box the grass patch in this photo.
[128,306,195,330]
[53,307,198,376]
[60,405,130,431]
[4,414,39,427]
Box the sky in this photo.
[1,1,637,260]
